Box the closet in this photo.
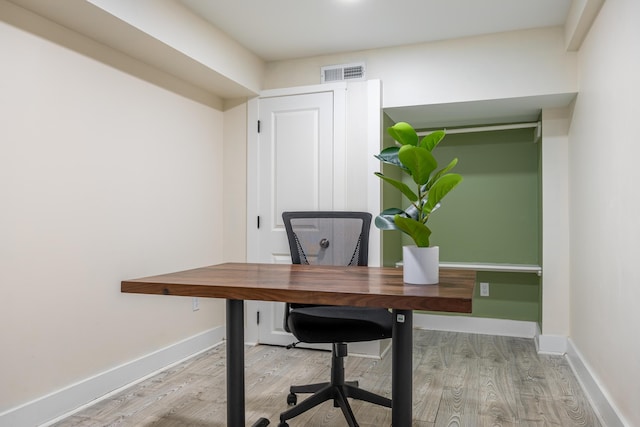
[381,121,542,324]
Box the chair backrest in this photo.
[282,211,372,267]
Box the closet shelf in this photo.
[439,262,542,275]
[394,261,542,275]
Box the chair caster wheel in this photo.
[286,392,297,406]
[278,422,289,427]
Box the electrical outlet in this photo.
[192,297,200,311]
[480,282,490,297]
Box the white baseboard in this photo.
[0,327,224,427]
[537,333,568,354]
[414,313,538,338]
[566,339,628,427]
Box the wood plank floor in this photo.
[52,330,602,426]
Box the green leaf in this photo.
[425,173,463,212]
[398,145,437,186]
[374,172,418,201]
[374,122,462,242]
[394,214,432,247]
[420,130,446,151]
[374,146,407,170]
[387,122,418,146]
[425,157,458,191]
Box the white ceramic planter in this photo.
[402,245,439,285]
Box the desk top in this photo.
[121,263,476,313]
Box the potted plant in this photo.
[374,122,462,284]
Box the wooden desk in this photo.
[122,263,475,426]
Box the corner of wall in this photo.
[565,0,606,51]
[537,334,568,355]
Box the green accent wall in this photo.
[417,128,540,265]
[420,271,540,322]
[471,271,540,321]
[379,125,542,324]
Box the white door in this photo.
[256,92,335,264]
[248,89,339,348]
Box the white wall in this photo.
[541,108,571,340]
[264,27,577,109]
[0,10,225,416]
[223,102,248,262]
[87,0,264,95]
[569,0,640,425]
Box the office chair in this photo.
[278,211,393,427]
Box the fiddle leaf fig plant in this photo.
[374,122,462,247]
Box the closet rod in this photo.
[417,121,540,136]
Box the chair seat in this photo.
[287,306,393,343]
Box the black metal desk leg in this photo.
[227,299,245,427]
[392,309,413,426]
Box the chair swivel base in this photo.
[286,380,359,405]
[278,349,392,427]
[278,381,391,427]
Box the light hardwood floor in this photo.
[52,330,602,426]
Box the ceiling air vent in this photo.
[321,62,365,83]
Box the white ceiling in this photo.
[179,0,573,62]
